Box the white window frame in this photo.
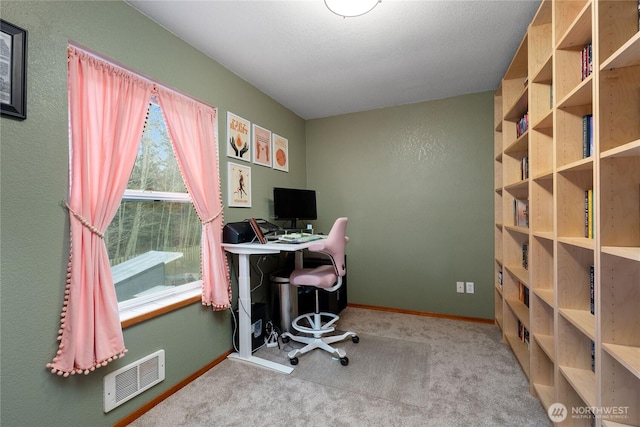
[116,191,202,322]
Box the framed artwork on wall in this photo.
[227,162,252,207]
[272,133,289,172]
[0,19,27,120]
[252,124,272,167]
[226,111,251,162]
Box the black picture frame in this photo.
[1,19,27,120]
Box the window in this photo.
[105,102,201,313]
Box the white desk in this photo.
[222,240,319,374]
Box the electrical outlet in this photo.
[466,282,475,294]
[456,281,465,293]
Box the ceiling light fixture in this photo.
[325,0,381,18]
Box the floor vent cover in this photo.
[104,349,165,412]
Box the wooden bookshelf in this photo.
[494,1,640,425]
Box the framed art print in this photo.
[227,111,250,162]
[252,124,272,167]
[272,133,289,172]
[0,19,27,120]
[227,162,251,207]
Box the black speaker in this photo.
[223,221,255,243]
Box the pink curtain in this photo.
[158,88,231,310]
[47,47,153,376]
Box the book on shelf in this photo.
[522,242,528,270]
[590,264,595,315]
[581,43,593,81]
[518,282,530,307]
[514,199,529,228]
[498,268,503,289]
[517,319,530,349]
[584,189,594,238]
[516,112,529,138]
[549,84,553,109]
[521,156,529,180]
[591,340,595,373]
[582,114,593,158]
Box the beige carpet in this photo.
[129,307,551,426]
[256,333,430,408]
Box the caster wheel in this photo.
[290,357,298,366]
[340,357,349,366]
[352,335,360,343]
[281,336,290,344]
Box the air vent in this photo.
[104,350,165,412]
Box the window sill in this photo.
[120,286,202,329]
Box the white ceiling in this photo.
[126,0,541,119]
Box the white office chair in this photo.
[281,217,358,366]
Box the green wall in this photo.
[306,92,495,319]
[1,1,494,426]
[1,1,305,426]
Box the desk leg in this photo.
[227,252,294,374]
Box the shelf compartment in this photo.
[531,235,554,290]
[600,65,640,153]
[495,287,504,332]
[603,343,640,380]
[530,125,553,179]
[556,104,593,169]
[534,333,555,363]
[502,33,529,115]
[504,264,529,287]
[530,177,553,234]
[556,0,592,50]
[557,241,594,316]
[531,291,554,342]
[557,168,593,239]
[601,253,640,353]
[530,0,553,81]
[601,138,640,159]
[600,155,640,248]
[598,0,640,68]
[495,259,504,293]
[531,338,554,408]
[560,308,596,341]
[601,31,640,71]
[560,366,597,408]
[504,304,531,379]
[532,383,554,414]
[494,85,503,133]
[504,87,529,123]
[601,246,640,262]
[532,109,553,133]
[601,351,640,425]
[504,131,529,156]
[558,373,595,427]
[534,288,554,308]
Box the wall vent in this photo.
[103,349,165,413]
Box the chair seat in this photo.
[290,265,337,289]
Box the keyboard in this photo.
[277,233,326,243]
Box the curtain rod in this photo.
[68,40,218,112]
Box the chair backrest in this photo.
[309,217,348,278]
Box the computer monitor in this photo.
[273,187,317,229]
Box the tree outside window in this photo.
[105,103,201,304]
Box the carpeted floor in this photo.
[129,307,551,426]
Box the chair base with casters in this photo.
[281,217,357,366]
[281,298,358,366]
